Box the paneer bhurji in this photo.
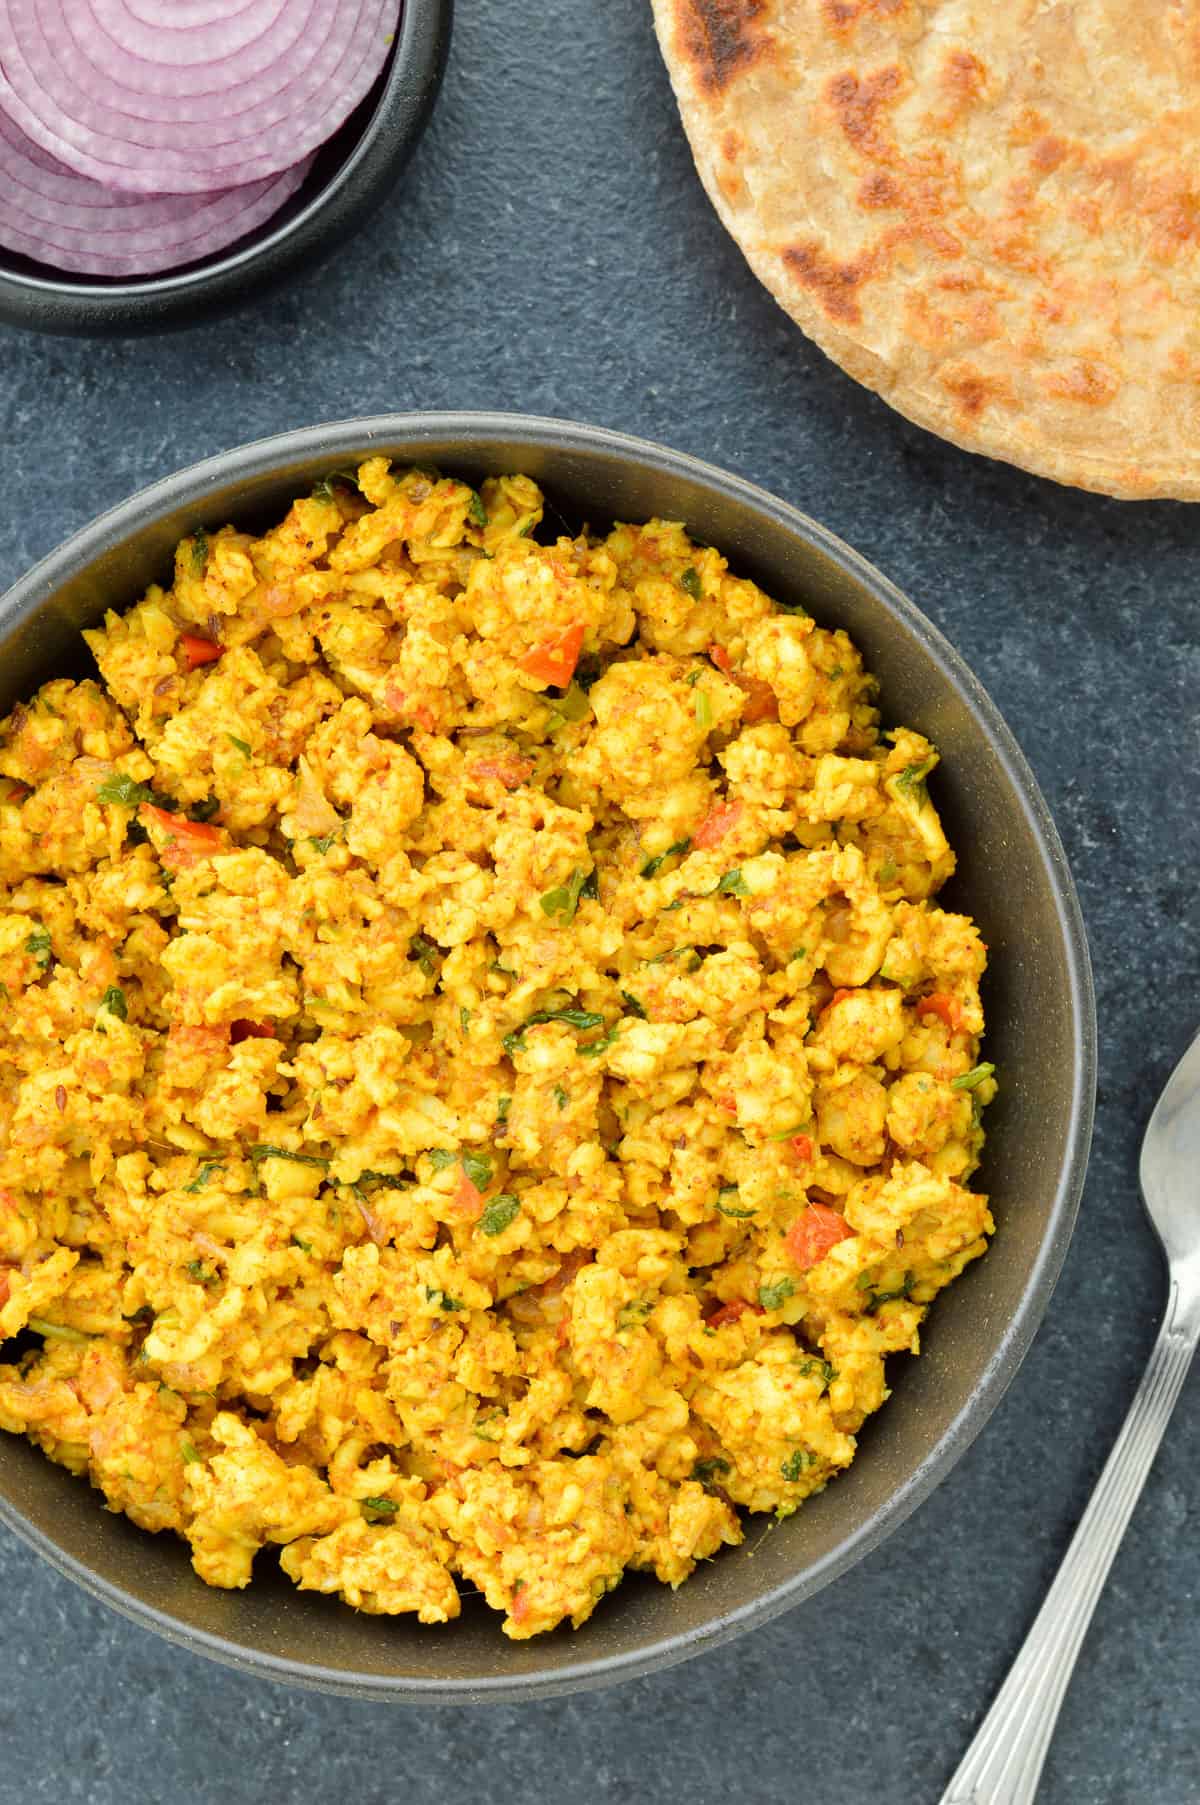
[0,463,995,1637]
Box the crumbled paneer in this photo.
[0,467,994,1638]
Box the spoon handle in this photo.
[938,1277,1200,1805]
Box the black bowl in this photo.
[0,3,451,337]
[0,413,1096,1700]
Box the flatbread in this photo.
[652,0,1200,499]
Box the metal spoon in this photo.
[940,1025,1200,1805]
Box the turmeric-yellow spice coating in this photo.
[0,462,995,1638]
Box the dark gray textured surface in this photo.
[0,2,1196,1800]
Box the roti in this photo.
[652,0,1200,500]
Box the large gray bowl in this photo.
[0,413,1095,1701]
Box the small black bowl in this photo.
[0,414,1096,1700]
[0,2,451,337]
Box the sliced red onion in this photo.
[92,1,302,70]
[0,0,400,193]
[0,106,313,276]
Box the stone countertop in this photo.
[0,4,1197,1801]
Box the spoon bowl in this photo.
[943,1022,1200,1803]
[1141,1030,1200,1285]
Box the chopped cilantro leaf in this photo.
[308,833,338,854]
[249,1144,330,1169]
[539,866,594,922]
[461,1152,493,1192]
[480,1194,520,1236]
[716,1196,756,1220]
[24,926,52,970]
[353,1170,398,1196]
[100,985,127,1020]
[184,1161,224,1194]
[428,1148,458,1171]
[795,1357,837,1387]
[895,756,935,802]
[758,1278,795,1312]
[553,1084,569,1110]
[503,1007,603,1055]
[680,567,702,600]
[409,934,439,977]
[640,838,691,879]
[617,1299,654,1331]
[467,491,488,529]
[191,529,208,571]
[693,1456,731,1489]
[717,868,749,896]
[227,735,251,757]
[620,991,647,1019]
[780,1450,814,1482]
[96,773,154,808]
[496,1093,511,1123]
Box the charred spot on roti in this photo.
[1041,360,1121,407]
[940,48,987,102]
[858,170,899,210]
[820,0,908,34]
[782,242,872,325]
[939,362,1015,420]
[826,66,905,161]
[673,0,772,94]
[717,128,748,201]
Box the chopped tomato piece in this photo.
[705,1297,765,1329]
[556,1312,571,1348]
[470,756,534,791]
[917,992,965,1032]
[0,1268,11,1309]
[382,683,436,731]
[518,621,585,688]
[230,1019,276,1043]
[715,1091,738,1115]
[140,805,223,871]
[178,633,222,669]
[785,1202,856,1271]
[455,1169,483,1216]
[693,799,743,849]
[510,1584,532,1625]
[821,988,857,1018]
[788,1133,814,1163]
[708,643,733,674]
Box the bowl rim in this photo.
[0,0,451,330]
[0,411,1097,1702]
